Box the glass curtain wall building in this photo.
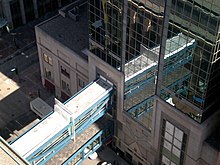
[88,0,123,68]
[32,0,220,164]
[158,0,220,123]
[89,0,165,130]
[88,0,220,129]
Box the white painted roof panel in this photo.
[65,79,112,120]
[11,112,68,158]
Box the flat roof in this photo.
[37,3,88,59]
[10,112,69,158]
[65,78,113,121]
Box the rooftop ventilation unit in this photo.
[68,6,80,21]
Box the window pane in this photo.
[162,155,170,165]
[43,53,48,63]
[48,57,52,65]
[174,127,183,142]
[164,140,172,151]
[166,121,174,135]
[165,132,173,142]
[172,146,181,158]
[173,138,182,149]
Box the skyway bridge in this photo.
[7,33,196,164]
[10,77,114,165]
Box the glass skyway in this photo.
[10,77,114,165]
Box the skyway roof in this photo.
[10,112,69,158]
[64,78,113,121]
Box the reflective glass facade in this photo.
[88,0,220,129]
[158,0,220,123]
[89,0,165,130]
[89,0,123,68]
[123,0,164,129]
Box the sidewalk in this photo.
[0,62,54,140]
[0,11,57,61]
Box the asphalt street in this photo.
[0,10,58,142]
[0,43,38,78]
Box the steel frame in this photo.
[10,77,115,165]
[75,96,113,135]
[27,122,73,164]
[63,121,114,165]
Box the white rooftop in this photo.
[64,78,113,121]
[10,112,69,158]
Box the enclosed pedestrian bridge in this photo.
[10,77,114,165]
[8,33,197,164]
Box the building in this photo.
[35,1,89,101]
[0,0,75,29]
[35,0,220,165]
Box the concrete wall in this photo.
[152,96,220,164]
[120,113,155,165]
[35,25,88,99]
[201,142,220,165]
[87,50,124,121]
[87,51,154,165]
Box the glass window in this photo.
[43,53,49,63]
[174,127,183,142]
[48,57,52,65]
[61,66,70,78]
[173,138,182,149]
[161,120,186,165]
[61,80,70,92]
[164,140,172,151]
[45,68,52,80]
[78,78,85,88]
[166,121,174,135]
[43,53,53,65]
[172,146,181,158]
[183,4,192,18]
[200,14,208,27]
[162,155,170,165]
[165,132,173,143]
